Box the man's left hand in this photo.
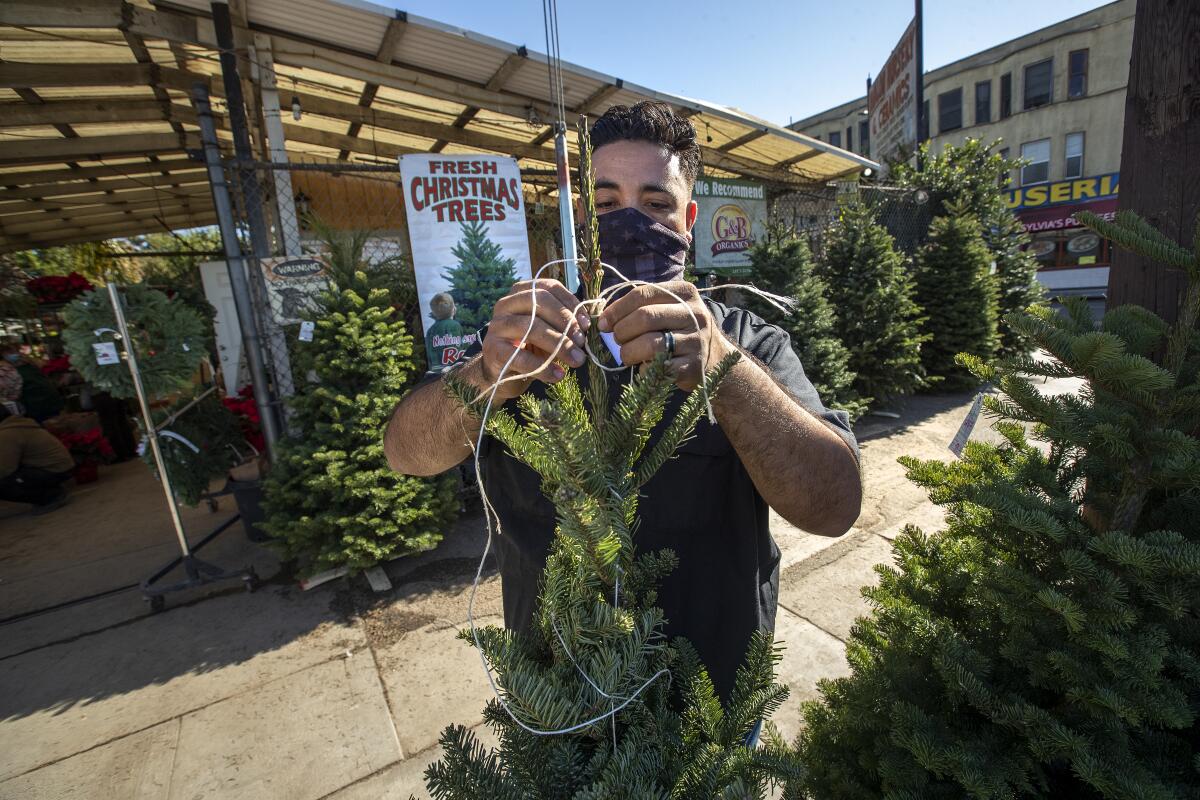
[598,280,734,391]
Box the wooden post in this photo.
[1106,0,1200,322]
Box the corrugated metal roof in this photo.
[0,0,876,251]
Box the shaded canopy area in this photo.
[0,0,877,253]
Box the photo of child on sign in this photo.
[400,153,533,372]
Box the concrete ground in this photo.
[0,386,1025,799]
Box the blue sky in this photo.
[387,0,1113,125]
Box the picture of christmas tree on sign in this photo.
[441,221,519,330]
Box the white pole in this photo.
[107,282,191,556]
[554,124,579,292]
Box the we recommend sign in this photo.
[399,154,532,371]
[692,177,768,277]
[868,18,919,167]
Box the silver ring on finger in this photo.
[663,330,676,358]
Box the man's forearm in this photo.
[384,358,484,476]
[712,350,861,537]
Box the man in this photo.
[386,102,862,699]
[0,401,74,513]
[2,342,65,423]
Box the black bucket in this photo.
[228,478,270,542]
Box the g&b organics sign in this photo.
[692,178,767,275]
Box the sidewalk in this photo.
[0,389,993,799]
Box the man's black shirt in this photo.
[462,298,857,700]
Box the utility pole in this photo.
[1106,0,1199,323]
[914,0,925,171]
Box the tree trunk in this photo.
[1107,0,1200,322]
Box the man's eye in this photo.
[596,201,614,209]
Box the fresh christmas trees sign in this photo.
[399,154,533,371]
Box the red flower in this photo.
[54,426,115,463]
[41,355,72,376]
[223,385,265,451]
[26,272,95,305]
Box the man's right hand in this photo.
[464,279,590,402]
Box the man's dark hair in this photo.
[590,102,702,187]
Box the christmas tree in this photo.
[442,221,520,331]
[894,139,1043,358]
[914,201,1000,391]
[424,119,802,799]
[819,201,928,405]
[747,225,869,420]
[261,228,457,573]
[794,209,1200,799]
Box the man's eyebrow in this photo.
[595,179,619,190]
[640,183,672,194]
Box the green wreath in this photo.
[62,285,207,399]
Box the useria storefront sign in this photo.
[1005,172,1119,233]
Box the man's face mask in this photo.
[592,207,691,289]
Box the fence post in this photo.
[193,83,282,461]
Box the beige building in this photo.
[790,0,1135,306]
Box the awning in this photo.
[0,0,878,253]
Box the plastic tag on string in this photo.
[599,331,623,365]
[92,342,120,366]
[949,392,984,458]
[298,321,315,342]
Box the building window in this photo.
[938,88,963,133]
[1069,49,1089,98]
[998,147,1011,187]
[846,126,853,152]
[1021,138,1051,185]
[829,131,841,147]
[1000,72,1012,118]
[975,80,992,125]
[859,119,870,156]
[1065,132,1085,178]
[1024,59,1053,109]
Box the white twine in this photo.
[462,257,794,739]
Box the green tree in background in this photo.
[747,225,868,420]
[915,203,1000,390]
[262,227,456,573]
[820,201,928,405]
[443,221,520,331]
[895,139,1044,358]
[794,210,1200,799]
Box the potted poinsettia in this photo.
[26,273,94,306]
[54,427,115,483]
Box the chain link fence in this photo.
[770,182,934,261]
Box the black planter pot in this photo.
[228,478,269,542]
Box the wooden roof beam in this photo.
[1,157,200,188]
[0,0,123,29]
[5,199,211,236]
[718,128,767,153]
[343,12,408,158]
[0,131,196,166]
[0,98,178,128]
[1,186,211,224]
[0,62,208,94]
[1,210,218,253]
[0,170,208,202]
[529,80,623,146]
[431,46,527,153]
[121,29,186,136]
[287,89,557,163]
